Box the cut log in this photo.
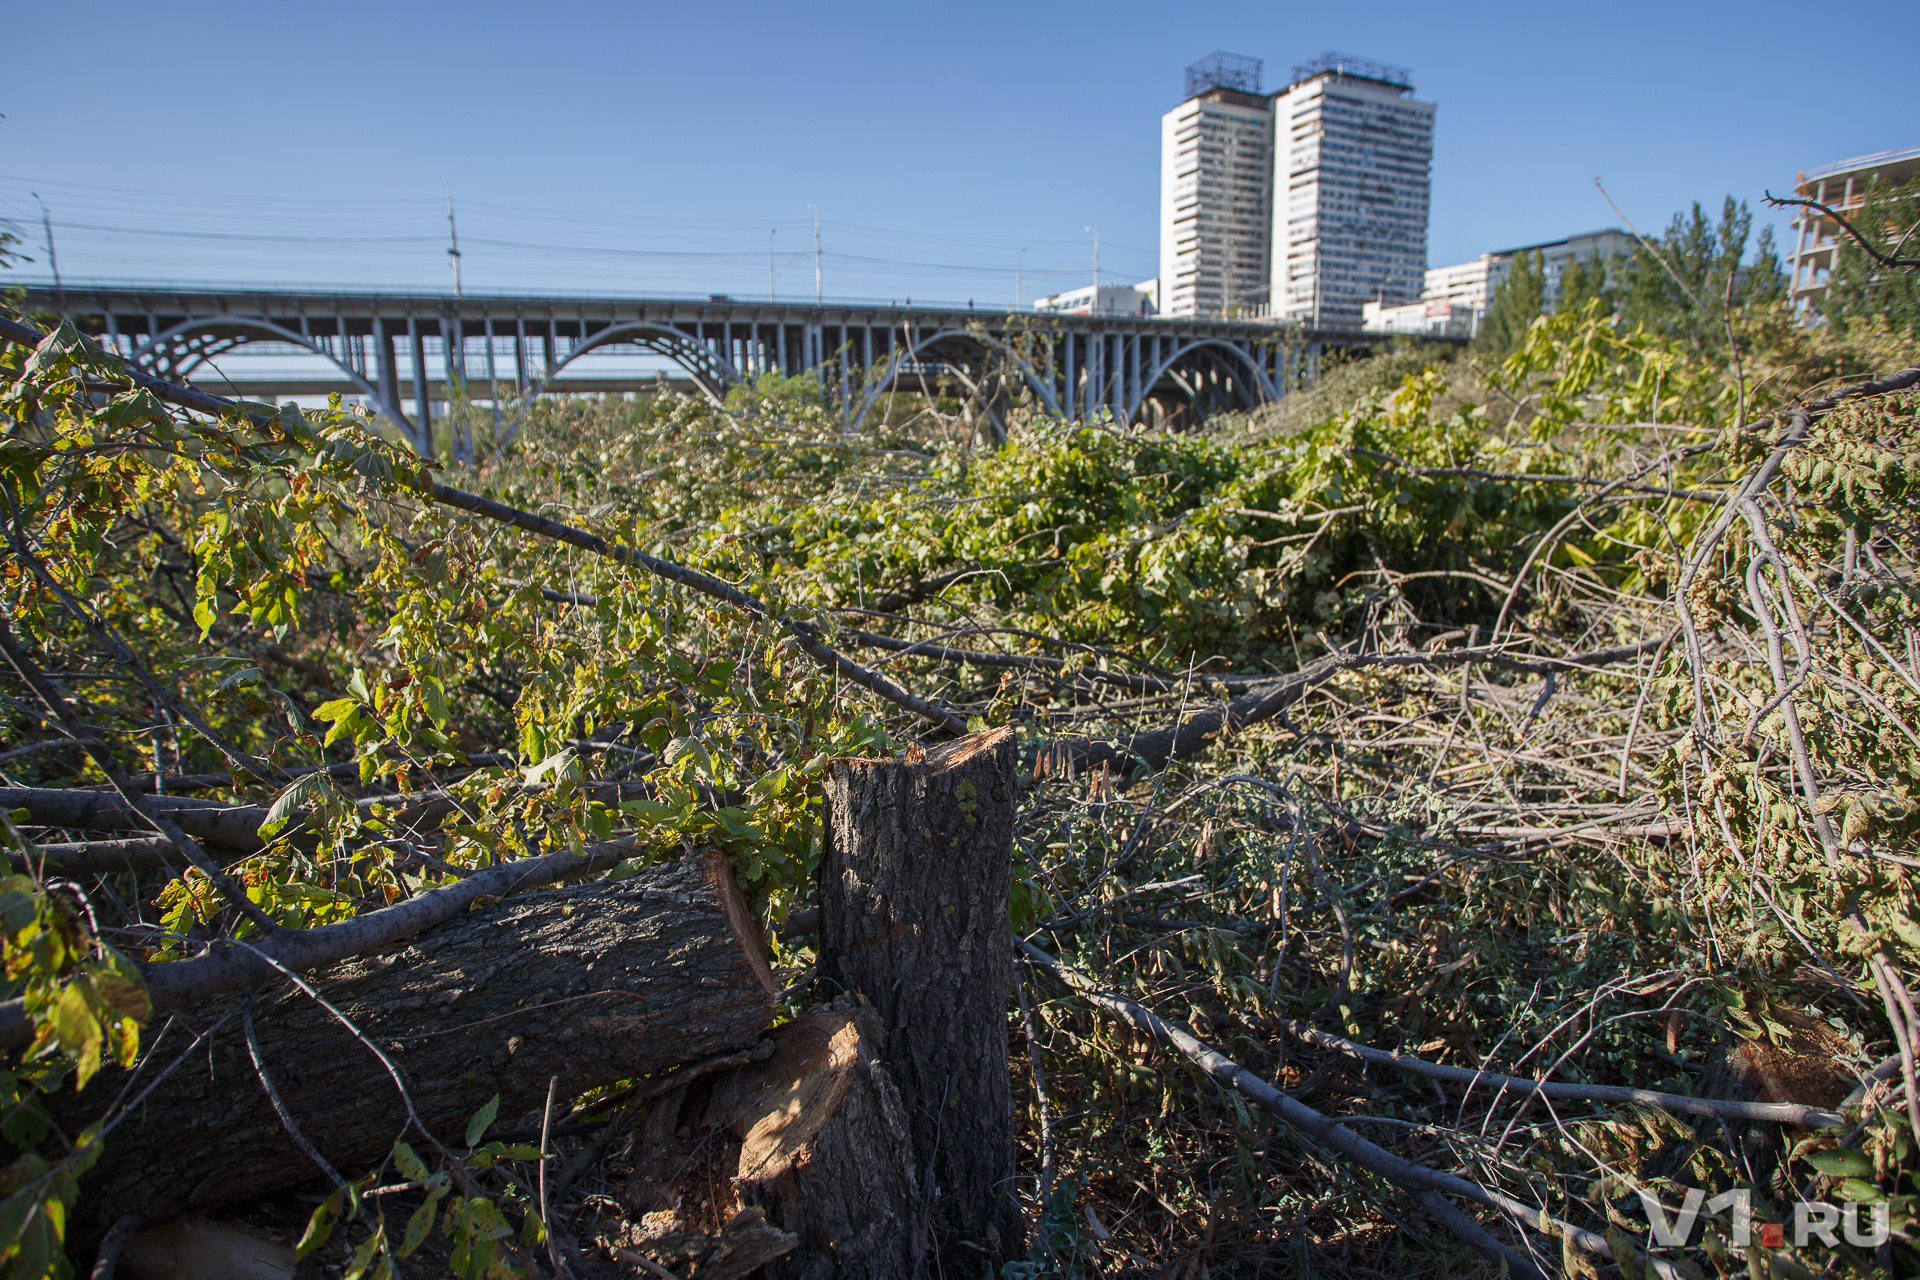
[715,1003,921,1280]
[57,848,775,1249]
[817,727,1021,1264]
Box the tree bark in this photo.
[58,848,775,1248]
[714,1003,922,1280]
[817,727,1020,1264]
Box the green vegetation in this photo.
[0,198,1916,1278]
[1477,196,1787,360]
[1823,175,1920,336]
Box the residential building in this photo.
[1483,229,1632,310]
[1156,50,1437,328]
[1270,53,1435,329]
[1422,257,1491,314]
[1787,145,1920,320]
[1360,298,1474,337]
[1159,53,1274,318]
[1361,258,1487,337]
[1032,282,1158,316]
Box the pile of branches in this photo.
[1,294,1919,1280]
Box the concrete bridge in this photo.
[23,284,1398,448]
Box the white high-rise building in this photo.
[1270,54,1435,329]
[1159,53,1274,319]
[1158,52,1436,327]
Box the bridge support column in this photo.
[374,318,406,436]
[1063,333,1075,421]
[406,315,432,452]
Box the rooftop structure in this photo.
[1287,51,1413,92]
[1787,144,1920,319]
[1184,51,1263,100]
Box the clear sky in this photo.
[2,0,1915,307]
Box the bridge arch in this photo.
[132,316,387,411]
[1125,337,1279,425]
[541,320,741,408]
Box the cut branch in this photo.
[1036,636,1672,780]
[1763,190,1920,269]
[1022,941,1688,1280]
[1272,1016,1846,1127]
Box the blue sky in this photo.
[2,0,1915,306]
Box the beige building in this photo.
[1159,53,1274,318]
[1361,258,1488,337]
[1787,145,1920,320]
[1157,51,1437,327]
[1270,54,1436,329]
[1483,229,1632,310]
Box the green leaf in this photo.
[296,1186,346,1260]
[52,984,103,1090]
[312,698,359,723]
[391,1140,429,1183]
[399,1178,449,1257]
[1805,1147,1875,1178]
[260,772,338,839]
[464,1093,500,1147]
[421,679,450,729]
[0,891,39,936]
[343,1219,387,1280]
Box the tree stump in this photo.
[59,848,775,1248]
[818,727,1021,1263]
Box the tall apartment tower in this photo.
[1271,54,1435,328]
[1159,53,1274,318]
[1158,52,1435,325]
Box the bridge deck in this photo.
[22,284,1427,449]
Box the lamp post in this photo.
[809,205,822,305]
[1084,227,1100,312]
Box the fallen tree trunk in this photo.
[0,831,661,1051]
[819,727,1021,1265]
[8,836,179,875]
[57,848,775,1248]
[0,786,272,852]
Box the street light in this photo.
[1084,227,1100,312]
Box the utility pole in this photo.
[809,205,822,305]
[33,193,61,313]
[446,184,463,296]
[769,229,776,303]
[1085,227,1100,312]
